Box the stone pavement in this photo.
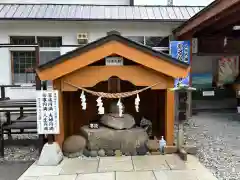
[18,154,218,180]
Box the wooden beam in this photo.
[62,66,168,90]
[165,81,175,145]
[198,8,240,36]
[175,0,240,38]
[197,36,240,54]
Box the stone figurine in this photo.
[140,117,152,137]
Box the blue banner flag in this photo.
[170,41,190,87]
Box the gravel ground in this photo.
[0,113,39,162]
[183,112,240,180]
[0,134,39,162]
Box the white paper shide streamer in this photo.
[80,91,87,110]
[96,97,104,114]
[117,98,123,117]
[135,94,140,112]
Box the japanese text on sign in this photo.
[170,41,190,87]
[105,57,124,66]
[36,90,60,134]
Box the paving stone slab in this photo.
[18,177,39,180]
[154,170,198,180]
[38,175,77,180]
[76,172,115,180]
[116,171,156,180]
[185,155,206,171]
[20,164,62,177]
[60,158,99,174]
[164,154,187,170]
[98,156,133,172]
[132,155,170,171]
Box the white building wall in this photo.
[0,20,179,99]
[0,33,11,86]
[0,0,130,5]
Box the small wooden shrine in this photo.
[36,31,190,148]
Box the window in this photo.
[125,36,169,53]
[40,51,61,86]
[39,51,61,65]
[37,36,62,47]
[10,36,36,45]
[10,36,62,85]
[12,51,36,84]
[145,36,164,47]
[126,36,144,45]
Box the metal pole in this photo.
[0,87,5,99]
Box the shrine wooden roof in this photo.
[36,31,189,81]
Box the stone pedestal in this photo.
[38,142,63,166]
[81,126,148,154]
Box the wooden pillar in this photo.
[53,80,65,148]
[165,82,175,145]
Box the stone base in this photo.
[64,151,82,158]
[38,142,63,166]
[81,126,148,154]
[146,139,159,152]
[183,145,197,155]
[150,151,161,155]
[164,146,178,154]
[178,148,187,161]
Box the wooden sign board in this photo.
[202,91,215,97]
[105,57,123,66]
[36,90,60,135]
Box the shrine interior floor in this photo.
[18,154,218,180]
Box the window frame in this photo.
[125,35,170,53]
[9,36,36,45]
[37,36,62,48]
[11,50,37,85]
[9,35,62,85]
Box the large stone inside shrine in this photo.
[81,126,148,153]
[80,102,148,154]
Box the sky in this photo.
[135,0,214,6]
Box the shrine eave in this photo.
[38,34,188,71]
[36,32,189,81]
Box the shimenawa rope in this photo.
[64,81,160,99]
